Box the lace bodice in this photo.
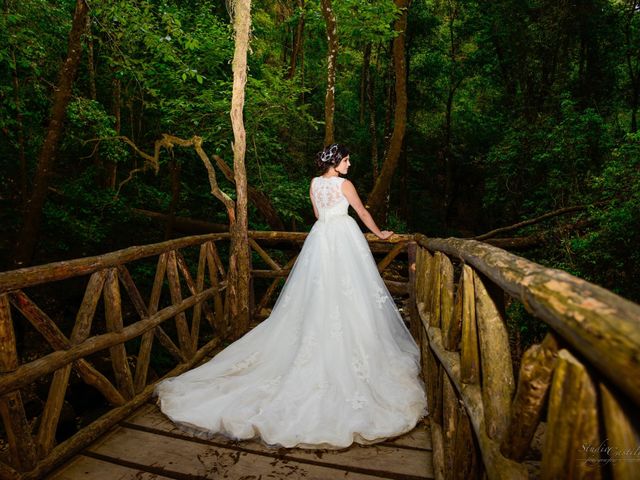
[311,176,349,220]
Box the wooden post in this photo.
[191,245,208,350]
[20,336,221,480]
[440,254,455,350]
[415,247,424,307]
[103,268,135,400]
[541,349,601,480]
[378,242,406,273]
[452,405,479,480]
[166,251,194,357]
[205,242,226,335]
[429,253,442,328]
[228,0,252,339]
[431,364,446,480]
[36,363,72,456]
[70,270,107,343]
[501,333,558,461]
[460,265,479,384]
[474,272,514,442]
[0,294,37,471]
[115,264,155,393]
[600,382,640,480]
[442,372,458,476]
[426,323,528,480]
[407,242,420,339]
[175,251,215,350]
[8,290,125,406]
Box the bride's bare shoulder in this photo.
[341,179,355,189]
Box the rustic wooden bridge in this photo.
[0,231,638,479]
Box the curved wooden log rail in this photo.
[0,231,637,479]
[414,234,640,480]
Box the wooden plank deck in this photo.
[47,403,433,480]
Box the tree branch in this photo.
[473,203,607,241]
[86,134,236,224]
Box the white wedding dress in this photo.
[155,176,427,449]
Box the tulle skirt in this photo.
[154,214,427,449]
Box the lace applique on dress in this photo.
[315,381,330,392]
[341,276,355,298]
[328,305,343,340]
[356,241,370,259]
[228,351,260,374]
[373,285,389,309]
[312,177,346,209]
[259,375,282,392]
[293,334,317,366]
[347,392,368,410]
[330,323,344,340]
[353,350,370,381]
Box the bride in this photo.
[155,144,427,449]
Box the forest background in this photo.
[1,0,639,310]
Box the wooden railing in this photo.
[0,231,638,479]
[0,233,233,480]
[0,231,413,480]
[414,234,640,480]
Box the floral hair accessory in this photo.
[320,144,339,163]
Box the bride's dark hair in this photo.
[315,144,349,173]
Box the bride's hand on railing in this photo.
[377,230,394,240]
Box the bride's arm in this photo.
[341,180,393,240]
[310,182,319,220]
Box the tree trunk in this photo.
[442,5,460,227]
[360,43,371,125]
[369,43,380,180]
[624,1,640,132]
[632,84,639,133]
[383,40,394,154]
[288,0,305,80]
[5,0,28,208]
[212,154,285,231]
[86,15,97,101]
[104,76,121,189]
[9,49,27,208]
[12,0,89,268]
[366,0,409,220]
[164,157,181,240]
[320,0,337,146]
[131,209,227,234]
[86,14,104,182]
[229,0,252,338]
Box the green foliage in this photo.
[483,100,612,223]
[569,133,640,300]
[250,163,311,228]
[42,170,133,253]
[64,98,129,165]
[506,300,548,351]
[1,0,640,308]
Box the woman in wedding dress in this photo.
[155,144,427,449]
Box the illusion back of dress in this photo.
[311,176,349,221]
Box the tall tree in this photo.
[12,0,89,267]
[364,42,379,179]
[4,0,28,207]
[320,0,338,146]
[623,0,640,132]
[288,0,305,79]
[228,0,252,338]
[366,0,409,220]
